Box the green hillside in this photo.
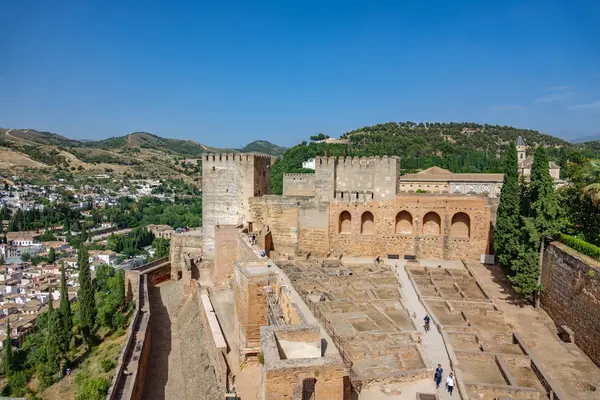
[270,121,600,194]
[239,140,287,156]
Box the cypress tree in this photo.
[48,247,56,264]
[494,144,520,269]
[44,293,62,379]
[3,320,12,375]
[59,264,73,352]
[511,147,561,301]
[77,248,96,346]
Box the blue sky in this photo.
[1,0,599,148]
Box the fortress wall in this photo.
[334,156,400,201]
[297,202,330,257]
[202,154,243,257]
[249,195,314,257]
[328,195,491,261]
[314,156,337,202]
[283,173,316,196]
[197,286,229,391]
[541,241,600,367]
[202,153,272,257]
[169,232,203,280]
[214,225,259,284]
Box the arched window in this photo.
[395,211,413,234]
[339,211,352,234]
[451,212,471,238]
[361,211,374,235]
[422,212,441,235]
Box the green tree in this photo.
[494,144,520,269]
[59,264,73,353]
[152,237,170,259]
[48,247,56,264]
[511,147,562,302]
[77,248,96,346]
[0,255,4,266]
[43,294,61,382]
[3,320,12,376]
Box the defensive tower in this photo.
[202,153,272,257]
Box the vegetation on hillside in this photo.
[270,122,600,194]
[239,140,287,156]
[97,196,202,229]
[1,260,128,398]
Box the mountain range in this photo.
[0,128,286,186]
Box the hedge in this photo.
[558,233,600,261]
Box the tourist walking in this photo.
[434,364,443,389]
[424,315,431,332]
[446,372,454,395]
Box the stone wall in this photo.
[107,274,151,400]
[260,325,345,400]
[328,194,491,261]
[249,196,315,257]
[314,156,337,202]
[297,203,330,257]
[333,156,400,201]
[283,173,316,196]
[169,231,203,281]
[202,153,272,257]
[214,225,259,284]
[541,241,600,367]
[197,285,229,391]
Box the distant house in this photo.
[147,224,174,239]
[88,250,117,266]
[7,232,39,247]
[302,159,316,170]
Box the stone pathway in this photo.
[390,260,459,400]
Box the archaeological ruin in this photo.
[115,151,600,400]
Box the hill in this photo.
[270,121,600,194]
[239,140,287,156]
[0,127,285,186]
[86,132,221,157]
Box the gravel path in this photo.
[391,260,459,400]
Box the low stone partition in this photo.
[106,273,151,400]
[197,283,229,392]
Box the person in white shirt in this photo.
[446,372,455,395]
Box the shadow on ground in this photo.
[142,286,171,400]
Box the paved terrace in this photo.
[279,258,436,394]
[406,260,600,400]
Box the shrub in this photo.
[558,234,600,261]
[100,358,116,372]
[75,376,110,400]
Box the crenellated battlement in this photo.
[314,156,338,166]
[203,152,273,164]
[283,173,315,179]
[336,155,400,168]
[333,190,375,203]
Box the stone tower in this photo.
[516,136,527,161]
[201,153,272,258]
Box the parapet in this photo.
[336,155,400,168]
[314,156,338,167]
[202,152,273,164]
